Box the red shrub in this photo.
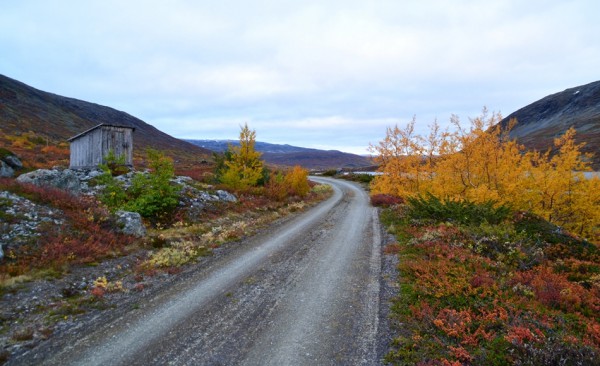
[370,194,404,207]
[511,267,596,314]
[174,167,213,182]
[0,180,135,274]
[433,308,473,338]
[90,287,105,298]
[505,325,544,345]
[586,322,600,346]
[470,269,495,289]
[383,242,402,255]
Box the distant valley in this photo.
[187,139,374,170]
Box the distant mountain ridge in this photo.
[187,139,373,170]
[500,80,600,169]
[0,74,211,164]
[188,140,312,154]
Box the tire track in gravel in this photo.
[16,177,383,366]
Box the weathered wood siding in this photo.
[101,126,133,166]
[69,125,134,169]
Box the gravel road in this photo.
[15,177,388,365]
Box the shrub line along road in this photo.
[17,177,384,365]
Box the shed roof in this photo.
[68,123,135,142]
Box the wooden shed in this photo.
[68,124,135,169]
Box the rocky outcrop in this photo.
[0,161,14,178]
[0,150,23,178]
[0,191,65,248]
[4,167,238,241]
[13,168,238,209]
[3,154,23,170]
[16,168,82,193]
[216,190,237,202]
[115,211,146,238]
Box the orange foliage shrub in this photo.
[512,267,599,314]
[265,166,310,201]
[265,172,287,201]
[505,325,545,346]
[284,165,310,198]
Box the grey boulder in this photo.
[0,161,14,178]
[115,210,146,238]
[216,190,237,202]
[3,154,23,169]
[16,169,82,193]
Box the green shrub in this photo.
[407,193,510,226]
[101,150,129,176]
[348,173,375,184]
[98,149,179,221]
[0,147,14,159]
[97,170,127,210]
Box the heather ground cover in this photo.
[379,196,600,365]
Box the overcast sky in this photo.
[1,1,599,154]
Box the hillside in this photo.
[0,74,211,168]
[187,139,373,170]
[500,80,600,169]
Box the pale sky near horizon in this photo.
[1,1,599,154]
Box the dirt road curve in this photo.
[16,177,385,366]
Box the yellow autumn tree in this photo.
[430,111,527,204]
[369,118,429,197]
[521,128,599,239]
[221,123,264,190]
[370,111,599,241]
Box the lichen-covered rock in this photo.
[115,211,146,238]
[0,160,14,178]
[70,168,105,195]
[3,154,23,170]
[0,150,22,178]
[0,191,65,247]
[16,169,81,193]
[216,190,237,202]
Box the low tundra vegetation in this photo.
[379,196,600,365]
[140,183,331,272]
[0,131,70,169]
[0,178,135,282]
[1,123,331,285]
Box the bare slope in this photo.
[500,80,600,168]
[0,74,210,162]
